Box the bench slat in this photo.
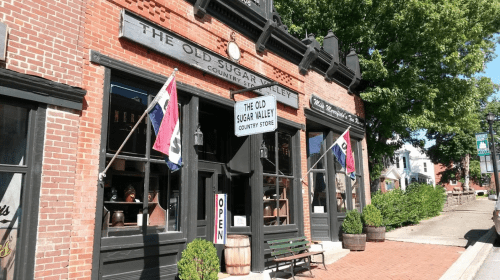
[267,236,307,245]
[273,251,324,262]
[269,240,309,250]
[270,245,311,256]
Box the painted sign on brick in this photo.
[119,9,298,109]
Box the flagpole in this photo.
[98,68,178,182]
[301,126,350,181]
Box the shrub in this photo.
[371,189,407,229]
[371,183,446,230]
[342,209,363,234]
[361,204,383,227]
[177,238,219,280]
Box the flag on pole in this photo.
[331,128,355,174]
[149,76,182,170]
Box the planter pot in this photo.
[364,226,386,242]
[342,233,366,251]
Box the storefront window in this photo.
[102,80,181,236]
[0,102,30,279]
[263,130,294,226]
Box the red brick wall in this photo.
[0,0,87,87]
[434,163,490,192]
[36,106,81,279]
[81,0,370,243]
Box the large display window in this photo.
[101,78,182,237]
[262,130,295,226]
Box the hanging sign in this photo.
[235,95,277,137]
[214,194,227,244]
[476,133,490,156]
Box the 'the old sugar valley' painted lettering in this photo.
[121,10,298,108]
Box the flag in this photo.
[331,129,355,174]
[149,76,182,170]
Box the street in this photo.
[473,233,500,279]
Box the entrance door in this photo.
[196,162,227,266]
[308,132,331,240]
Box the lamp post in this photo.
[487,112,500,197]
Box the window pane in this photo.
[352,176,361,211]
[280,178,292,224]
[197,175,206,221]
[0,172,24,279]
[198,102,230,162]
[263,176,277,226]
[108,83,148,156]
[278,132,292,176]
[231,176,250,227]
[308,132,324,169]
[336,172,347,212]
[0,103,28,165]
[310,171,327,213]
[154,163,180,232]
[262,132,276,174]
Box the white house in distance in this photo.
[394,143,436,190]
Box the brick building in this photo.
[434,163,491,195]
[0,0,370,279]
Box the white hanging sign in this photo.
[235,95,277,137]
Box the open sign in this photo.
[214,194,227,244]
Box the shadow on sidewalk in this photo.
[464,229,491,248]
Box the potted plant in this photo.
[341,209,366,251]
[361,204,386,242]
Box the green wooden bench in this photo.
[267,236,326,279]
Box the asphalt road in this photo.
[473,233,500,279]
[385,198,495,248]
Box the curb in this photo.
[440,227,496,280]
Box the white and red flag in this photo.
[331,128,355,174]
[149,76,182,169]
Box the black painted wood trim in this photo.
[250,133,264,272]
[15,103,45,280]
[91,67,112,280]
[304,108,365,139]
[0,68,86,110]
[185,96,199,243]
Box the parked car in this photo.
[489,194,500,236]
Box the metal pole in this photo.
[489,120,500,196]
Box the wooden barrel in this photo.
[342,233,366,251]
[224,235,251,275]
[365,226,386,242]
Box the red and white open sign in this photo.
[214,194,227,244]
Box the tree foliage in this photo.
[274,0,500,180]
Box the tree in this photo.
[274,0,500,180]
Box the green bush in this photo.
[361,204,383,227]
[342,209,363,234]
[177,238,219,280]
[371,183,446,230]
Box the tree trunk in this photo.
[462,154,470,191]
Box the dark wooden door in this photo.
[196,161,227,267]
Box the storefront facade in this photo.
[1,0,370,279]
